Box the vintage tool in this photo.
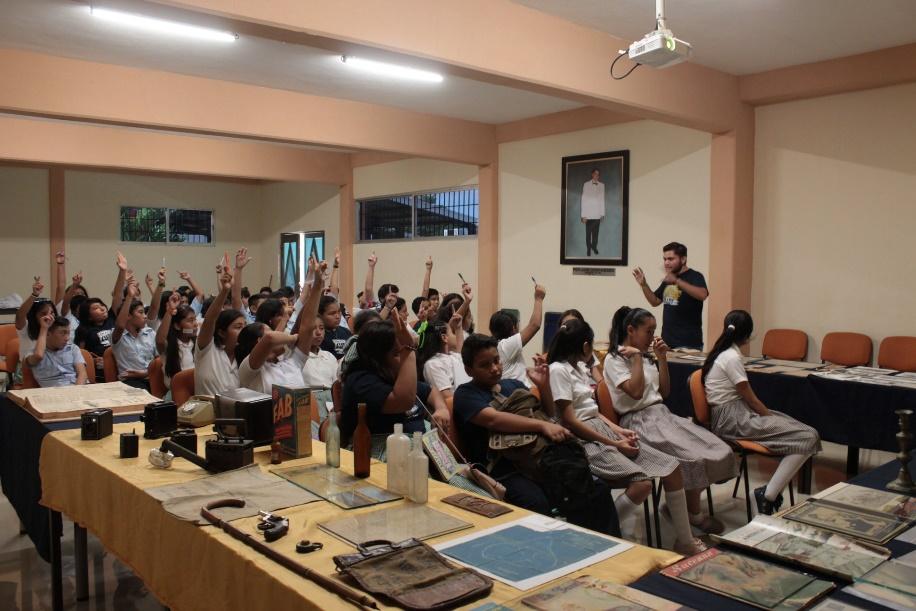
[119,429,139,458]
[140,401,178,439]
[81,408,113,440]
[296,540,323,554]
[200,499,378,610]
[257,510,289,542]
[887,409,916,494]
[149,419,253,473]
[214,388,274,447]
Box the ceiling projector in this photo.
[626,0,692,68]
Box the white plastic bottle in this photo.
[408,432,429,504]
[386,423,410,494]
[325,408,340,468]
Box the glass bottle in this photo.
[408,432,428,504]
[353,403,371,478]
[325,407,340,468]
[386,423,410,494]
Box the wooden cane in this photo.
[201,499,378,610]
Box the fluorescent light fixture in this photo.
[88,6,237,43]
[340,56,443,83]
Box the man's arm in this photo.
[632,267,662,307]
[675,275,709,301]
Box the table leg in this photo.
[846,446,860,478]
[75,523,89,601]
[798,457,813,495]
[49,510,63,611]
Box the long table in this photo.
[37,421,680,610]
[665,358,916,478]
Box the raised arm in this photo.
[448,312,465,354]
[362,251,377,309]
[616,347,647,400]
[112,280,140,344]
[653,337,671,399]
[294,260,327,354]
[455,283,473,331]
[197,268,232,351]
[16,277,43,330]
[25,314,54,366]
[421,256,433,299]
[246,329,297,370]
[177,270,206,304]
[148,267,166,324]
[519,283,546,346]
[381,313,419,414]
[232,248,251,311]
[54,251,66,307]
[328,246,341,298]
[111,251,129,314]
[632,267,662,307]
[60,271,84,317]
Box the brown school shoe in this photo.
[673,537,708,556]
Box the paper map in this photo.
[8,382,156,421]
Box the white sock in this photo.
[765,453,808,501]
[665,488,694,545]
[614,492,641,539]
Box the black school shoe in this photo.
[754,486,784,515]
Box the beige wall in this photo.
[0,166,49,299]
[752,83,916,362]
[500,121,712,359]
[352,159,479,318]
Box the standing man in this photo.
[580,168,605,256]
[632,242,708,350]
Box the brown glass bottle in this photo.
[353,403,371,478]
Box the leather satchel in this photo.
[333,539,492,610]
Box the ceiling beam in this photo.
[496,107,636,143]
[145,0,742,133]
[0,48,496,165]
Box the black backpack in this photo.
[537,441,596,514]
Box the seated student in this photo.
[604,306,736,534]
[302,315,339,388]
[75,252,131,379]
[194,268,246,397]
[156,293,196,390]
[703,311,821,515]
[112,281,157,390]
[338,309,382,379]
[417,315,470,398]
[548,319,705,553]
[437,285,474,334]
[489,283,547,387]
[340,314,451,458]
[26,315,88,387]
[236,265,325,395]
[245,293,264,324]
[142,267,167,333]
[453,334,619,536]
[15,277,59,361]
[318,295,352,359]
[255,297,290,332]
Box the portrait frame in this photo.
[560,149,629,266]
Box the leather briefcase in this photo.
[333,538,492,610]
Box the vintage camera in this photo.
[214,388,274,447]
[141,401,178,439]
[169,429,198,454]
[81,408,113,440]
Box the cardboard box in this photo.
[272,384,313,458]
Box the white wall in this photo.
[752,83,916,362]
[0,166,49,301]
[500,121,712,359]
[353,159,479,318]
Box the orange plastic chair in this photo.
[20,360,38,389]
[761,329,808,361]
[102,347,118,383]
[170,368,195,406]
[0,324,16,376]
[80,349,96,384]
[820,332,872,367]
[688,370,794,522]
[877,336,916,373]
[148,356,167,398]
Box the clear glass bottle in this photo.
[408,432,428,504]
[325,407,340,468]
[386,423,410,495]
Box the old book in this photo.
[714,515,889,581]
[813,483,916,520]
[844,558,916,611]
[441,493,512,518]
[661,548,834,611]
[781,498,913,544]
[318,503,472,546]
[521,575,694,610]
[8,381,155,421]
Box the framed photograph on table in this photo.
[560,150,629,266]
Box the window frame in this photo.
[355,185,479,244]
[119,205,215,246]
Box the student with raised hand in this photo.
[548,319,705,553]
[177,269,207,316]
[144,267,167,332]
[417,313,469,399]
[703,311,820,515]
[302,315,339,388]
[318,294,351,359]
[604,306,736,535]
[194,265,246,396]
[236,260,326,395]
[111,275,157,390]
[489,282,546,387]
[231,248,252,314]
[360,251,378,309]
[156,291,197,391]
[328,246,341,299]
[15,276,59,361]
[26,314,87,387]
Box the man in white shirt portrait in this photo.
[580,168,606,256]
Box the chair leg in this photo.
[706,486,714,517]
[652,483,661,549]
[732,465,742,499]
[742,454,752,523]
[642,499,653,548]
[788,479,795,507]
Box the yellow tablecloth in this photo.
[39,422,679,610]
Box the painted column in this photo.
[338,178,355,305]
[49,167,65,294]
[477,162,499,321]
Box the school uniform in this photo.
[193,340,239,396]
[238,347,308,395]
[112,326,157,389]
[549,361,677,483]
[302,348,338,388]
[32,344,85,387]
[162,340,195,389]
[604,351,736,490]
[497,333,531,387]
[705,346,820,456]
[422,352,471,394]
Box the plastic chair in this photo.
[20,360,38,389]
[820,332,872,367]
[102,347,118,383]
[170,368,195,406]
[148,356,167,398]
[80,349,96,384]
[0,324,16,373]
[877,336,916,373]
[596,379,658,547]
[761,329,808,361]
[688,370,794,523]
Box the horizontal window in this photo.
[120,207,213,244]
[358,187,478,241]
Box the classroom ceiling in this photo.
[514,0,916,75]
[0,0,583,125]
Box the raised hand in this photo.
[390,308,414,348]
[425,256,433,270]
[55,251,65,265]
[145,273,154,290]
[157,267,166,284]
[367,252,377,268]
[461,283,473,302]
[526,363,550,391]
[632,267,646,286]
[127,281,140,298]
[72,271,83,286]
[652,337,669,359]
[116,251,128,271]
[167,291,181,313]
[31,276,43,297]
[384,291,398,310]
[39,313,54,329]
[235,248,251,270]
[448,312,462,331]
[178,270,192,282]
[534,283,546,300]
[220,268,233,291]
[334,246,340,267]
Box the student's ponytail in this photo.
[547,319,594,364]
[701,310,754,383]
[608,306,653,357]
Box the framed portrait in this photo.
[560,150,629,266]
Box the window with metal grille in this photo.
[357,187,478,241]
[120,207,213,244]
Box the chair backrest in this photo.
[761,329,808,361]
[0,324,16,360]
[80,349,96,383]
[688,370,711,427]
[102,347,118,383]
[170,368,195,406]
[21,360,38,389]
[820,332,872,367]
[877,336,916,373]
[596,379,618,425]
[148,356,167,398]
